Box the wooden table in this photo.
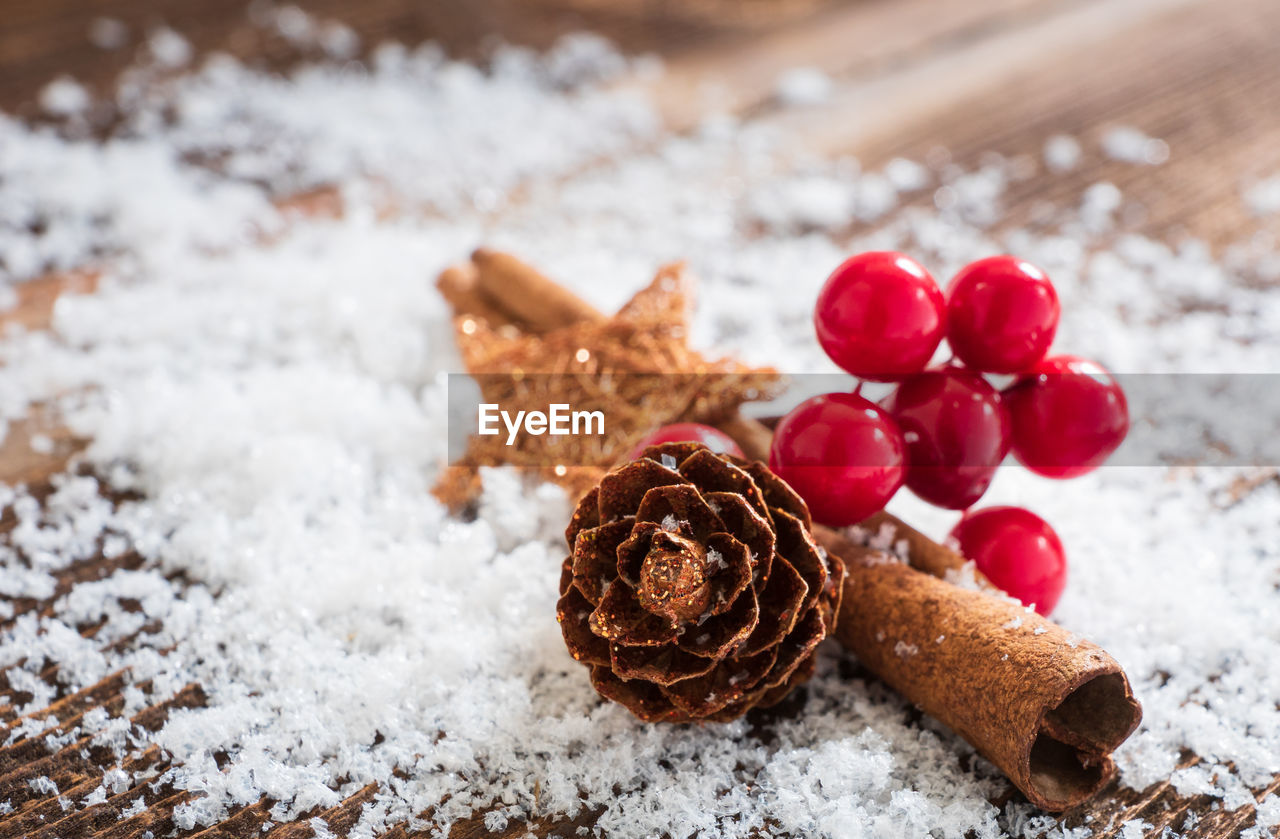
[3,1,1279,836]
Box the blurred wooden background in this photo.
[4,0,1280,247]
[0,0,836,111]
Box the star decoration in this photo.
[434,259,780,510]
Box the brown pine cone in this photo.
[556,442,844,723]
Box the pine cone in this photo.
[557,442,844,723]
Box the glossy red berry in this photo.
[1003,355,1128,479]
[768,392,907,526]
[814,251,946,381]
[949,506,1067,616]
[881,368,1011,510]
[946,255,1060,373]
[629,423,744,461]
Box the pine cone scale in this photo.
[570,520,632,605]
[743,461,812,529]
[634,483,724,540]
[615,522,661,587]
[674,450,771,520]
[597,459,688,522]
[557,580,611,666]
[566,486,601,545]
[674,585,759,659]
[661,645,779,717]
[816,550,845,634]
[589,666,679,723]
[737,558,808,657]
[611,643,718,685]
[589,582,679,646]
[768,609,827,685]
[772,510,829,616]
[702,532,753,612]
[701,491,776,581]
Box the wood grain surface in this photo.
[0,0,836,116]
[3,0,1279,837]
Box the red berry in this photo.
[814,252,946,381]
[768,392,907,526]
[630,423,744,461]
[946,255,1060,373]
[1003,355,1128,479]
[881,368,1011,510]
[949,506,1067,616]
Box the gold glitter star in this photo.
[434,258,779,509]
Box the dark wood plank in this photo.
[766,0,1280,248]
[0,0,842,116]
[647,0,1074,130]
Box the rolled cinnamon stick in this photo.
[717,413,775,463]
[816,526,1142,811]
[436,262,516,329]
[858,508,979,583]
[470,248,607,333]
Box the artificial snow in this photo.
[38,78,91,117]
[1116,819,1151,839]
[1,18,1278,839]
[88,17,130,51]
[1044,135,1083,173]
[1243,175,1280,217]
[774,67,834,107]
[1101,126,1170,166]
[1256,793,1280,828]
[147,27,193,69]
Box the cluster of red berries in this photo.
[770,251,1129,614]
[628,253,1127,615]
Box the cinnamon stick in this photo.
[815,527,1142,811]
[717,413,775,463]
[436,262,517,330]
[856,509,978,582]
[470,248,607,333]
